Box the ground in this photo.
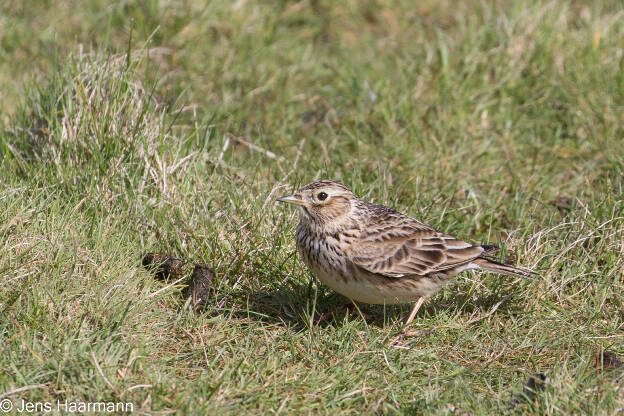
[1,1,623,414]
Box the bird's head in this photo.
[277,180,358,231]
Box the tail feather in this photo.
[480,244,500,254]
[473,257,538,280]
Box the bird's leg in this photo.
[390,297,426,346]
[404,296,426,326]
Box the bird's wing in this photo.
[347,217,484,277]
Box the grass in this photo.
[1,0,623,414]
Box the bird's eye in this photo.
[317,192,328,201]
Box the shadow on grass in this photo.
[146,253,520,333]
[430,290,519,316]
[217,283,519,332]
[225,287,375,331]
[144,253,521,334]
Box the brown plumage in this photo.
[277,180,536,326]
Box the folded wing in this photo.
[347,217,484,277]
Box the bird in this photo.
[277,179,536,333]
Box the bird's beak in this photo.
[277,193,306,206]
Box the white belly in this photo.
[309,262,446,305]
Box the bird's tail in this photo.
[473,257,537,279]
[473,245,538,280]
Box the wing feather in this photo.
[348,211,484,277]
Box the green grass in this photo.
[1,0,624,414]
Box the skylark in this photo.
[278,180,536,331]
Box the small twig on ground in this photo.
[218,135,230,161]
[146,275,188,299]
[0,384,47,399]
[228,134,285,162]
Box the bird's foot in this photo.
[390,327,438,347]
[389,328,411,347]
